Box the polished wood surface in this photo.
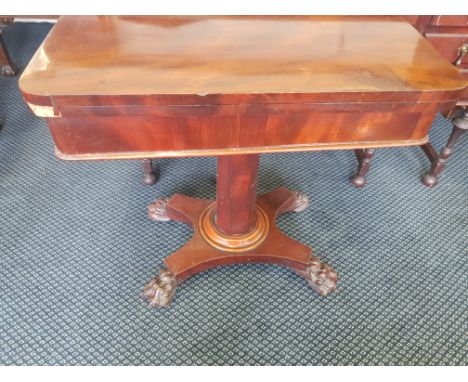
[21,16,466,106]
[430,16,468,27]
[426,35,468,67]
[409,15,467,102]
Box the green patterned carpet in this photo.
[0,22,467,365]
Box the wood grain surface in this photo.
[20,16,466,105]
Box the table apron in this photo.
[46,101,441,159]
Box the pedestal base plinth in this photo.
[199,203,269,252]
[143,188,338,307]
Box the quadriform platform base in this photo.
[20,16,467,307]
[143,158,337,307]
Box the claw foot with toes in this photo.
[143,269,177,307]
[148,197,171,221]
[290,192,310,212]
[307,257,338,296]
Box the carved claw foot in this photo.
[306,257,338,296]
[290,191,310,212]
[143,269,177,307]
[148,197,171,221]
[1,65,15,76]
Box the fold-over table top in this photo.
[20,16,467,108]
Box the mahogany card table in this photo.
[20,16,467,307]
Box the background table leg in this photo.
[422,109,468,187]
[142,159,158,185]
[351,148,376,188]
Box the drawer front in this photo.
[426,34,468,67]
[430,16,468,28]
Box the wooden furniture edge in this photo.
[54,137,429,161]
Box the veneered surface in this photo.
[20,16,467,105]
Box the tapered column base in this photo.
[143,188,337,307]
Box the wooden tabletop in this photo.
[20,16,467,107]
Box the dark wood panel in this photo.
[430,16,468,27]
[46,102,439,159]
[216,155,259,235]
[426,34,468,65]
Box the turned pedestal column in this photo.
[143,154,338,307]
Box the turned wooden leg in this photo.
[0,17,15,77]
[142,159,158,185]
[351,148,376,188]
[422,109,468,188]
[143,154,337,307]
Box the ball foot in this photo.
[350,175,367,188]
[141,159,158,185]
[422,174,438,188]
[143,173,157,185]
